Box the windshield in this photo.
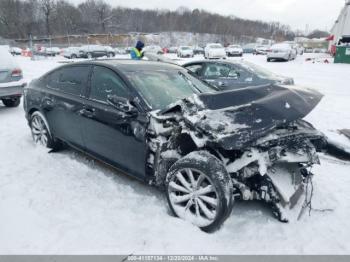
[125,70,215,110]
[181,47,191,50]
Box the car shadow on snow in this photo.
[53,146,168,203]
[49,146,280,225]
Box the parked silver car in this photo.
[267,43,297,62]
[0,48,26,107]
[63,47,80,59]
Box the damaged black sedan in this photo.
[23,60,325,232]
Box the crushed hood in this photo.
[160,84,323,150]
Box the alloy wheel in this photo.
[168,168,219,227]
[31,115,49,147]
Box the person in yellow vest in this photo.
[130,41,145,60]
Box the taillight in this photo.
[11,68,22,77]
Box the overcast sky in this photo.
[69,0,346,32]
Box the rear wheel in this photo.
[30,111,61,149]
[2,97,20,107]
[166,151,234,232]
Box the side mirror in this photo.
[107,95,138,115]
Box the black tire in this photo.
[108,52,114,58]
[267,58,271,62]
[29,111,61,150]
[165,151,234,232]
[2,97,20,107]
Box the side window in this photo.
[46,66,89,96]
[185,64,204,76]
[90,66,129,102]
[203,64,232,79]
[46,70,60,90]
[58,66,89,96]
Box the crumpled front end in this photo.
[223,120,325,221]
[148,84,325,222]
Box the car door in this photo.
[42,65,91,149]
[81,65,148,179]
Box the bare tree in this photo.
[40,0,55,36]
[0,0,300,42]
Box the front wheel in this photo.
[166,151,234,232]
[2,97,20,107]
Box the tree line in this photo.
[0,0,298,42]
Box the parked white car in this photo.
[63,47,80,59]
[114,47,127,55]
[168,46,178,53]
[103,46,115,57]
[267,43,297,62]
[225,45,243,57]
[143,45,163,55]
[79,45,115,58]
[254,45,270,55]
[10,47,22,56]
[0,47,26,107]
[204,43,227,59]
[45,47,61,56]
[177,46,194,58]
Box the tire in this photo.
[2,97,20,107]
[29,111,61,150]
[108,52,114,58]
[165,151,234,232]
[71,54,77,59]
[267,58,271,62]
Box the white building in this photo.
[329,0,350,52]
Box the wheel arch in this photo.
[29,109,53,137]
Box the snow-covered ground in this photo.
[1,53,350,254]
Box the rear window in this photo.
[46,66,90,96]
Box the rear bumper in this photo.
[0,80,26,98]
[209,54,226,58]
[267,53,289,60]
[227,52,243,56]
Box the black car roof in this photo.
[75,59,184,72]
